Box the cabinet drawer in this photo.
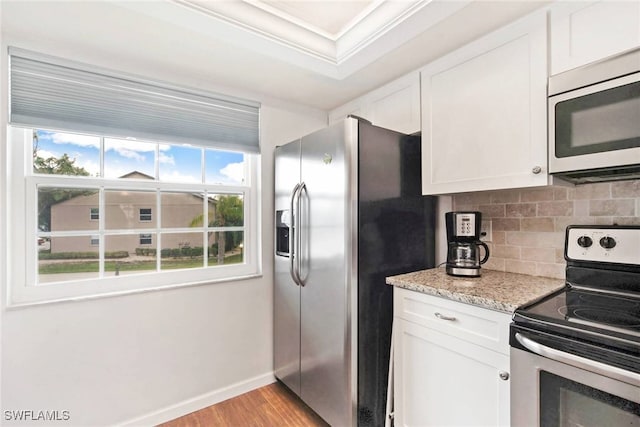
[394,287,511,355]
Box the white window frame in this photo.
[7,126,261,306]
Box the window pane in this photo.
[160,192,204,228]
[207,194,244,227]
[104,138,156,179]
[39,187,99,232]
[105,190,156,229]
[33,130,99,177]
[205,149,245,184]
[38,236,100,283]
[90,207,99,221]
[103,234,157,277]
[160,232,204,270]
[159,144,202,183]
[208,231,244,266]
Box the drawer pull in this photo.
[434,312,456,321]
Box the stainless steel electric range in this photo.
[510,225,640,427]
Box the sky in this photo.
[34,130,246,184]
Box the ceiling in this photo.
[0,0,549,111]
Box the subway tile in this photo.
[537,232,565,249]
[611,180,640,198]
[555,248,565,263]
[521,187,556,202]
[453,192,491,207]
[589,199,635,216]
[573,200,590,216]
[484,258,505,272]
[504,260,537,276]
[611,216,640,226]
[491,231,506,245]
[492,245,521,260]
[536,263,565,280]
[506,203,537,218]
[572,183,611,200]
[490,190,520,204]
[594,216,614,225]
[554,216,596,232]
[493,218,520,231]
[479,204,506,218]
[521,217,555,232]
[521,247,556,263]
[507,231,563,249]
[453,204,478,211]
[553,187,568,200]
[537,201,574,217]
[506,232,539,246]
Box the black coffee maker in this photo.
[445,211,490,277]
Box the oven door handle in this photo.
[515,333,640,386]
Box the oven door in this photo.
[548,73,640,175]
[511,333,640,427]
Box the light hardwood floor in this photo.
[159,382,329,427]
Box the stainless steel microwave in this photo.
[548,47,640,184]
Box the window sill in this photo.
[6,270,263,309]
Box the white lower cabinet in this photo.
[393,287,511,427]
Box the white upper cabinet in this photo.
[328,72,420,134]
[420,10,549,195]
[550,0,640,75]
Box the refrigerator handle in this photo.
[296,182,307,286]
[289,183,302,286]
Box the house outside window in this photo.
[90,207,99,221]
[139,234,152,245]
[90,236,100,246]
[139,208,152,222]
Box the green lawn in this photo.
[39,254,243,274]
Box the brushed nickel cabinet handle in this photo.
[532,166,542,174]
[499,371,510,381]
[434,312,456,321]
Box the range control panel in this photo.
[566,226,640,265]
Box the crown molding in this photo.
[117,0,472,79]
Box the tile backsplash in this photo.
[451,180,640,279]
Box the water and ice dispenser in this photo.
[276,210,291,257]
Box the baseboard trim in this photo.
[118,372,276,426]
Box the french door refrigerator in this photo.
[274,117,435,426]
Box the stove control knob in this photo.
[577,236,593,248]
[599,236,616,249]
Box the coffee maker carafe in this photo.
[445,211,489,277]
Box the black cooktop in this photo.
[515,285,640,345]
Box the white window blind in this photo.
[9,48,261,153]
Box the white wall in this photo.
[0,5,327,425]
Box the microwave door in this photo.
[549,72,640,175]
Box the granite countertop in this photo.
[386,267,565,314]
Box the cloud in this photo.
[220,162,245,183]
[160,170,200,183]
[158,152,175,165]
[50,133,100,148]
[36,149,59,159]
[115,148,145,162]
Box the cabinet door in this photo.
[328,73,420,134]
[394,319,510,427]
[367,73,420,134]
[420,10,548,195]
[550,1,640,75]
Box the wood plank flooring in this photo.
[159,382,329,427]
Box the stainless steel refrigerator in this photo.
[274,117,435,426]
